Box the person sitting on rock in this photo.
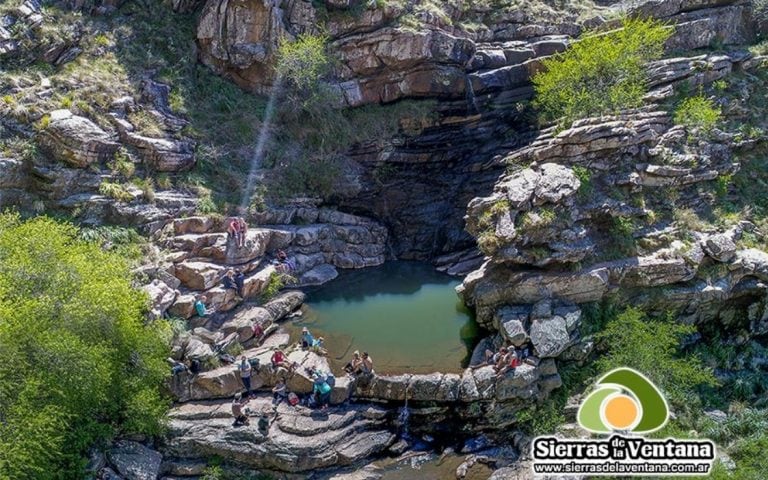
[360,352,374,376]
[234,269,245,297]
[310,336,327,356]
[167,357,187,375]
[472,345,506,370]
[222,269,240,298]
[344,351,364,375]
[270,349,295,372]
[238,355,253,397]
[272,379,288,405]
[231,393,249,426]
[300,327,315,349]
[237,217,248,248]
[490,347,510,373]
[227,217,242,248]
[495,348,522,378]
[194,295,215,318]
[252,322,266,345]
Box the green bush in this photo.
[596,307,715,406]
[0,213,170,479]
[674,94,722,133]
[99,181,134,202]
[533,18,672,126]
[275,34,330,95]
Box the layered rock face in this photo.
[192,0,758,260]
[459,50,768,346]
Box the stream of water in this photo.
[286,261,482,375]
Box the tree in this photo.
[0,213,170,479]
[532,17,672,126]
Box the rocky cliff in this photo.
[2,0,768,478]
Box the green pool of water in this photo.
[287,262,481,375]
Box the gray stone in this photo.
[107,441,162,480]
[529,315,571,358]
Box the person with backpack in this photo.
[238,356,253,397]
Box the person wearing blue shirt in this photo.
[301,327,314,349]
[194,295,214,317]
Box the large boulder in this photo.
[107,441,162,480]
[37,110,119,167]
[142,279,177,320]
[174,261,225,290]
[529,314,571,358]
[122,132,195,172]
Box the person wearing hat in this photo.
[300,327,315,349]
[344,351,363,375]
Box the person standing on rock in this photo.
[227,217,242,249]
[238,356,253,397]
[237,217,247,248]
[232,393,249,426]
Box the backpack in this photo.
[288,392,299,406]
[326,373,336,389]
[190,359,201,374]
[249,357,261,368]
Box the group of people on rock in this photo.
[227,217,248,249]
[473,341,535,378]
[231,392,270,434]
[343,350,374,377]
[222,268,245,298]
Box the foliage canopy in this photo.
[0,213,170,480]
[532,18,672,126]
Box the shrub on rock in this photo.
[533,18,672,126]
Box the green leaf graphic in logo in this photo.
[577,368,669,434]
